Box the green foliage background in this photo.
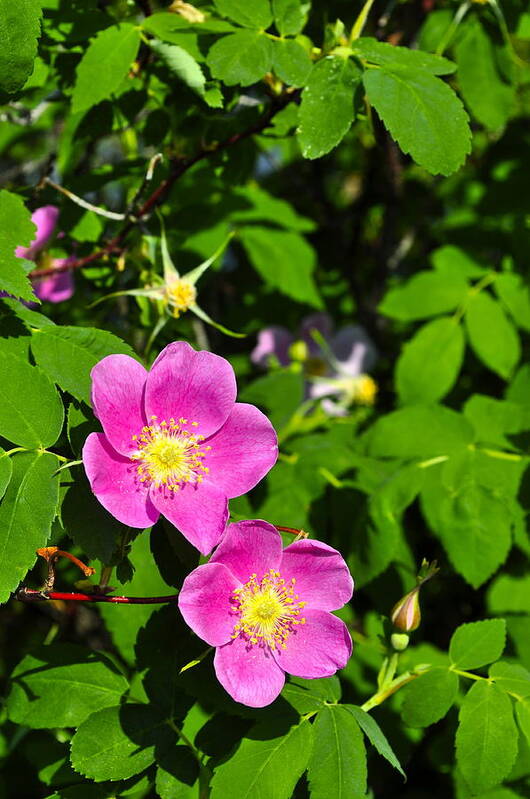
[1,0,530,797]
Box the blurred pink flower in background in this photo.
[15,205,75,303]
[251,313,378,415]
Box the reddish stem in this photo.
[17,588,178,604]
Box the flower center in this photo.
[130,416,210,491]
[231,570,306,650]
[164,278,197,318]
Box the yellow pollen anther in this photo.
[164,277,197,318]
[230,569,306,650]
[353,374,377,406]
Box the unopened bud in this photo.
[391,633,410,651]
[289,339,309,363]
[390,586,421,632]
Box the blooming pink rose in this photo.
[15,205,75,303]
[82,342,278,555]
[178,520,353,707]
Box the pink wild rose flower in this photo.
[178,520,353,707]
[82,342,278,555]
[15,205,75,303]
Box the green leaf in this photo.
[297,57,361,159]
[352,37,456,75]
[396,317,464,404]
[61,476,124,564]
[0,447,13,501]
[456,681,518,794]
[6,644,128,728]
[71,24,141,114]
[0,352,63,448]
[449,619,506,670]
[272,0,308,35]
[401,668,459,727]
[282,676,339,714]
[515,698,530,746]
[0,0,42,94]
[363,65,471,176]
[142,12,234,38]
[210,718,312,799]
[30,326,137,404]
[213,0,273,29]
[0,190,38,302]
[207,30,272,86]
[456,21,514,131]
[149,40,219,105]
[465,291,520,379]
[240,226,322,308]
[345,706,405,778]
[378,270,469,321]
[367,405,473,459]
[70,704,170,782]
[489,662,530,698]
[488,574,530,614]
[431,245,488,279]
[0,452,59,604]
[155,747,199,799]
[463,394,530,448]
[307,706,367,799]
[495,273,530,332]
[272,39,311,87]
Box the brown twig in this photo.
[30,92,296,280]
[16,588,178,604]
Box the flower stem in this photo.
[15,588,179,604]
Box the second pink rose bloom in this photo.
[16,205,75,303]
[82,341,279,554]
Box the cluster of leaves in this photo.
[1,0,530,797]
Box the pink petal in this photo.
[331,325,377,377]
[279,539,354,611]
[33,258,75,303]
[91,355,148,457]
[274,609,352,678]
[300,312,333,356]
[214,636,285,707]
[150,481,228,555]
[15,206,59,259]
[82,433,159,528]
[178,563,240,646]
[203,403,278,498]
[210,520,282,583]
[251,326,292,367]
[145,341,236,438]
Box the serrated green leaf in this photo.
[272,0,308,35]
[0,0,42,94]
[213,0,272,28]
[450,619,506,669]
[463,394,530,448]
[207,30,272,86]
[0,352,64,448]
[431,245,488,279]
[488,574,530,614]
[456,681,518,794]
[490,662,530,698]
[0,447,13,501]
[142,11,235,38]
[72,24,141,114]
[363,65,471,176]
[297,57,361,159]
[6,644,128,728]
[210,718,312,799]
[515,698,530,746]
[149,40,213,103]
[240,226,322,308]
[378,270,469,321]
[272,38,311,87]
[0,452,59,603]
[0,190,38,302]
[465,291,520,379]
[345,705,405,777]
[495,273,530,333]
[155,747,198,799]
[456,21,514,131]
[70,704,170,782]
[401,668,459,727]
[30,326,137,404]
[367,405,473,459]
[307,706,367,799]
[396,317,464,404]
[352,37,456,75]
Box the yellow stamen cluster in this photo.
[352,374,378,406]
[130,415,210,491]
[231,569,306,650]
[164,278,197,318]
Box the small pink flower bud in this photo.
[390,586,421,632]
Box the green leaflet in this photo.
[0,452,59,604]
[297,57,361,159]
[0,190,38,303]
[449,619,506,670]
[271,38,312,87]
[363,64,471,176]
[352,37,456,75]
[367,405,474,459]
[465,290,520,379]
[495,272,530,333]
[345,706,405,777]
[0,0,42,94]
[213,0,273,29]
[378,269,469,321]
[0,447,13,502]
[401,668,459,727]
[207,30,273,86]
[71,24,141,114]
[272,0,308,35]
[456,682,518,793]
[307,706,367,799]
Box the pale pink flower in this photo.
[179,520,353,707]
[82,342,278,555]
[15,206,75,303]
